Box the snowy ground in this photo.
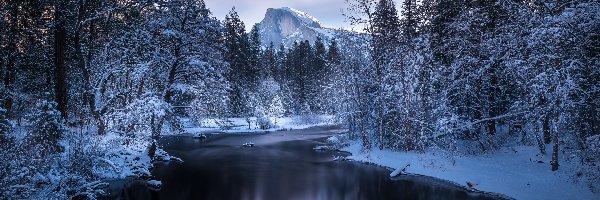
[341,141,599,200]
[181,115,337,135]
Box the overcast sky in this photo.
[203,0,401,31]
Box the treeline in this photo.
[333,0,599,174]
[0,0,342,197]
[0,0,231,198]
[222,8,342,122]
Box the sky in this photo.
[203,0,398,31]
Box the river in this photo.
[117,126,509,200]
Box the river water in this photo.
[123,127,509,200]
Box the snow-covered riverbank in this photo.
[342,142,599,200]
[181,115,337,134]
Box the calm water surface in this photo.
[129,127,510,200]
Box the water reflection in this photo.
[151,133,508,200]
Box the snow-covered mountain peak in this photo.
[279,7,322,27]
[258,7,339,48]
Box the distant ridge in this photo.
[256,7,339,48]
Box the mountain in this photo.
[256,7,338,48]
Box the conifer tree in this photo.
[248,25,262,87]
[224,8,251,116]
[401,0,419,39]
[326,39,342,65]
[372,0,401,149]
[261,42,277,80]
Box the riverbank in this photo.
[341,141,600,200]
[150,127,505,200]
[180,115,338,135]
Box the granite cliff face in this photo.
[257,7,337,48]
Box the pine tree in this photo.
[320,39,343,114]
[261,42,277,80]
[326,39,341,65]
[310,37,327,112]
[372,0,401,149]
[275,43,287,83]
[248,25,262,87]
[296,41,312,114]
[428,0,464,64]
[224,8,251,116]
[372,0,401,49]
[401,0,419,39]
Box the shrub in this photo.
[26,100,66,155]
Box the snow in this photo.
[389,167,405,177]
[87,130,158,180]
[162,29,177,37]
[308,27,337,38]
[342,142,600,200]
[147,180,161,187]
[182,115,336,135]
[326,135,340,144]
[281,7,321,26]
[285,31,304,40]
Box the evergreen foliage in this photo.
[337,0,600,177]
[0,0,598,197]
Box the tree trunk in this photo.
[137,78,145,99]
[164,43,181,104]
[54,2,69,120]
[164,68,177,102]
[377,67,384,150]
[535,120,546,154]
[74,2,106,134]
[487,120,496,135]
[3,4,17,116]
[551,118,559,171]
[487,63,498,135]
[3,46,15,117]
[148,115,163,161]
[148,115,157,160]
[164,63,177,103]
[543,115,551,144]
[551,59,560,171]
[87,20,107,135]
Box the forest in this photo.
[0,0,598,199]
